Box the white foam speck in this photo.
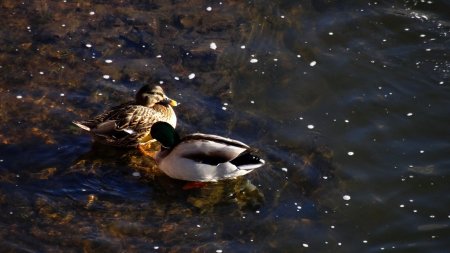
[89,11,95,15]
[206,6,212,11]
[210,42,217,50]
[281,15,285,19]
[407,112,413,117]
[347,151,354,156]
[281,168,288,172]
[156,54,162,58]
[240,45,246,49]
[302,243,309,248]
[343,195,351,201]
[329,32,334,35]
[400,204,405,208]
[154,246,159,250]
[250,58,258,63]
[188,73,196,79]
[250,100,255,104]
[102,75,110,79]
[307,124,314,129]
[60,93,65,97]
[132,172,141,177]
[216,250,223,253]
[310,61,317,66]
[222,107,227,111]
[363,240,368,244]
[105,59,113,63]
[85,43,92,48]
[420,150,424,154]
[174,76,180,80]
[420,34,426,37]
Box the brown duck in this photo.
[73,85,177,147]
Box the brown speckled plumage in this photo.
[73,85,177,147]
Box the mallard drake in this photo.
[73,85,178,147]
[150,122,265,182]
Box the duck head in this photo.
[136,85,178,107]
[150,121,181,150]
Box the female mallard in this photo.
[150,122,265,182]
[73,85,177,147]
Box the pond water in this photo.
[0,0,449,252]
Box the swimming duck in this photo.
[73,85,178,147]
[150,122,265,182]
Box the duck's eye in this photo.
[149,91,164,97]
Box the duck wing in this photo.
[172,134,251,165]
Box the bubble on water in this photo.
[105,59,113,63]
[102,75,110,79]
[297,54,301,58]
[310,61,317,66]
[132,172,141,177]
[280,15,285,19]
[240,45,246,49]
[221,107,227,111]
[420,150,424,153]
[154,246,159,250]
[216,250,223,253]
[174,76,180,80]
[89,11,95,15]
[406,112,413,116]
[302,243,309,248]
[156,54,162,58]
[281,168,288,172]
[85,43,92,48]
[250,100,255,104]
[329,32,334,35]
[347,151,354,156]
[188,73,196,79]
[39,71,44,75]
[363,240,368,244]
[400,204,405,208]
[16,95,23,99]
[425,48,431,51]
[429,215,435,219]
[307,124,314,129]
[343,195,351,201]
[60,93,65,97]
[250,58,258,63]
[420,34,426,37]
[196,224,201,227]
[206,6,212,11]
[210,42,217,50]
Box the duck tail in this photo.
[230,151,265,170]
[72,121,91,132]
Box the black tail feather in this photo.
[230,151,263,167]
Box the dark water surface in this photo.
[1,0,449,252]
